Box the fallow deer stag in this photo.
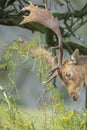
[20,2,87,102]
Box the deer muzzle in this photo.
[70,92,79,101]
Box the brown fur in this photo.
[58,50,87,101]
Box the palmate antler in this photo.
[20,2,63,82]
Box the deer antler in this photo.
[20,2,63,82]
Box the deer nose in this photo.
[71,93,78,101]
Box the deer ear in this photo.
[70,49,79,64]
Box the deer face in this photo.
[58,49,84,101]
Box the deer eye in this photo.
[65,72,71,79]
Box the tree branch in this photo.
[64,41,87,55]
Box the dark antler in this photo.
[20,2,63,82]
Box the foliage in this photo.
[4,37,53,82]
[0,104,35,130]
[0,37,53,108]
[0,96,86,130]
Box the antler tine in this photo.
[46,71,58,83]
[46,66,58,83]
[46,66,59,77]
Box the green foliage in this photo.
[0,105,36,130]
[0,84,86,130]
[0,101,86,130]
[4,37,51,84]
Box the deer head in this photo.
[58,49,85,101]
[20,2,86,101]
